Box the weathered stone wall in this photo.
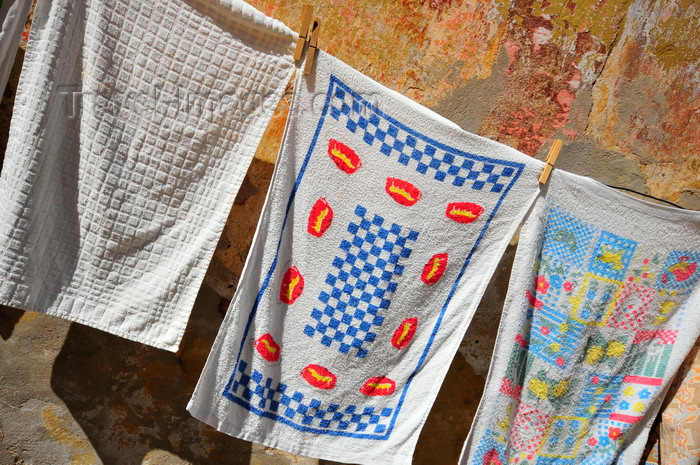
[0,0,697,463]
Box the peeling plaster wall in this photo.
[0,0,698,464]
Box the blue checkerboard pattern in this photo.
[328,85,517,192]
[304,205,418,358]
[225,360,393,434]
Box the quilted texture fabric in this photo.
[460,169,700,465]
[0,0,296,350]
[0,0,33,94]
[187,51,543,464]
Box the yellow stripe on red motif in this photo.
[307,198,334,237]
[279,266,304,304]
[254,333,281,362]
[392,317,418,349]
[421,253,448,285]
[360,376,396,396]
[385,177,422,206]
[300,364,337,389]
[445,202,484,224]
[327,139,361,174]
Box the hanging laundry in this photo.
[0,0,32,95]
[0,0,296,351]
[460,170,700,465]
[659,336,700,464]
[187,50,543,464]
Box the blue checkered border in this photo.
[304,205,418,358]
[223,74,527,441]
[223,360,393,437]
[330,85,517,192]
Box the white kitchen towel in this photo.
[0,0,296,351]
[187,50,543,464]
[0,0,32,94]
[460,169,700,465]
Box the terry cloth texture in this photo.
[0,0,33,94]
[0,0,296,351]
[187,50,543,464]
[460,169,700,465]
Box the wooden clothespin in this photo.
[303,20,320,75]
[293,5,313,62]
[538,139,563,184]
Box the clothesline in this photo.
[606,186,686,210]
[0,1,697,464]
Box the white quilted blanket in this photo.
[0,0,33,94]
[0,0,296,351]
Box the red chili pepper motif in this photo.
[385,177,422,206]
[307,198,334,237]
[445,202,484,224]
[254,333,281,362]
[280,266,304,304]
[392,317,418,349]
[421,253,448,285]
[360,376,396,396]
[300,364,337,389]
[327,139,361,174]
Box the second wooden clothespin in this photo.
[303,20,320,75]
[538,139,563,184]
[293,5,313,62]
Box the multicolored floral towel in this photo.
[460,169,700,465]
[187,51,543,464]
[0,0,295,350]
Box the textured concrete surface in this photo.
[0,0,698,463]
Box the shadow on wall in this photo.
[49,285,253,465]
[0,51,27,341]
[0,306,24,340]
[46,244,516,465]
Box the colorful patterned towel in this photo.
[0,0,296,350]
[187,51,543,464]
[460,169,700,465]
[659,336,700,464]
